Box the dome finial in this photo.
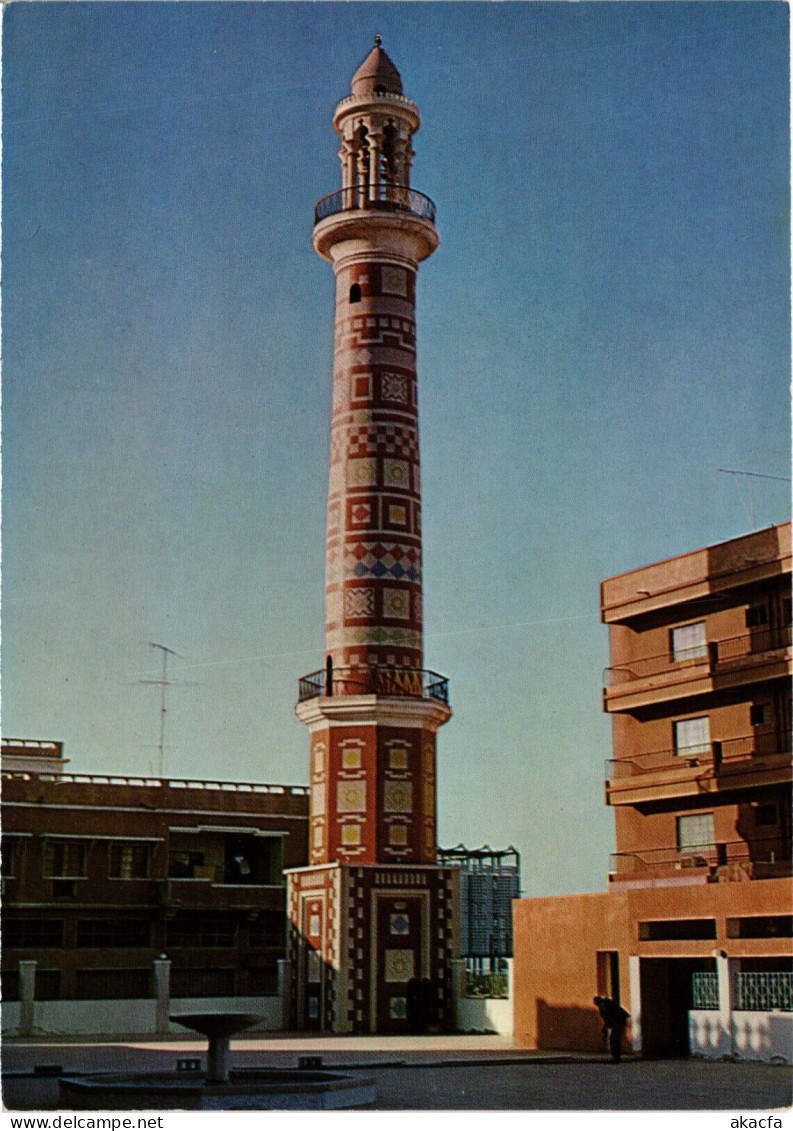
[374,35,382,47]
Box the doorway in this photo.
[639,957,716,1057]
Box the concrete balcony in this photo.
[609,837,792,888]
[158,879,286,913]
[603,626,792,713]
[605,735,793,806]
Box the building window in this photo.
[166,914,238,949]
[674,716,711,757]
[349,283,362,303]
[750,704,769,727]
[75,969,152,1000]
[43,841,87,879]
[171,967,236,998]
[727,916,793,939]
[746,605,769,628]
[754,804,778,827]
[109,843,151,879]
[4,919,64,949]
[76,920,151,948]
[1,836,17,878]
[677,812,716,853]
[639,919,717,941]
[36,971,62,1000]
[670,621,707,662]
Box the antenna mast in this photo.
[139,642,182,777]
[717,468,791,530]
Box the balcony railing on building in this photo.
[692,971,720,1010]
[609,836,791,881]
[314,183,436,226]
[604,625,792,687]
[298,665,449,706]
[605,733,792,780]
[735,971,793,1012]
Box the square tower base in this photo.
[286,862,460,1034]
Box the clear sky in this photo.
[3,2,790,898]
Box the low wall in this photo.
[2,996,281,1038]
[690,1010,793,1063]
[456,996,513,1037]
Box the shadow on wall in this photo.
[535,1000,606,1053]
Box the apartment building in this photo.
[513,523,792,1060]
[1,741,309,1036]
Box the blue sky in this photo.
[3,2,789,898]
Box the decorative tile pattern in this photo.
[341,824,362,846]
[382,588,410,620]
[381,372,408,402]
[381,266,407,296]
[346,458,377,488]
[383,459,410,489]
[389,997,408,1019]
[390,912,410,935]
[388,747,409,771]
[384,949,415,983]
[384,780,413,814]
[344,542,421,582]
[341,747,362,770]
[344,588,374,618]
[337,779,367,813]
[388,824,408,846]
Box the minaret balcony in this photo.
[314,183,436,226]
[297,664,449,706]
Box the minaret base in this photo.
[285,861,460,1034]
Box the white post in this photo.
[153,957,171,1035]
[19,960,37,1037]
[628,955,642,1053]
[716,953,732,1057]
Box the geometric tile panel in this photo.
[344,588,374,618]
[344,542,421,582]
[384,780,413,814]
[383,458,410,489]
[381,372,408,402]
[337,779,367,813]
[384,949,415,983]
[382,588,410,620]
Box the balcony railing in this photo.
[314,183,436,226]
[298,665,449,705]
[610,836,791,879]
[605,733,792,780]
[604,625,792,686]
[735,971,793,1012]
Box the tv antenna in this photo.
[138,643,183,778]
[717,468,791,530]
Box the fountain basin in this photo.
[58,1068,376,1111]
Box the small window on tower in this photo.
[349,283,362,304]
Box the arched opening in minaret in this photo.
[349,283,361,304]
[382,120,398,185]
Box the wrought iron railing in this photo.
[609,836,790,877]
[604,625,791,687]
[735,971,793,1012]
[314,183,436,225]
[605,733,791,780]
[692,971,720,1010]
[298,665,449,705]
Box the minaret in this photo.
[287,40,459,1035]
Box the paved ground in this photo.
[3,1035,792,1111]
